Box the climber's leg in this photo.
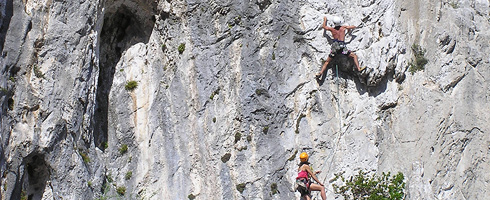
[316,56,333,79]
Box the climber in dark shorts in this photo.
[316,16,365,80]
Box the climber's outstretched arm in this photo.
[322,16,333,31]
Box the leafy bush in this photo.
[20,190,27,200]
[102,142,108,150]
[178,43,185,54]
[33,65,44,78]
[234,132,242,143]
[246,135,252,142]
[271,183,278,195]
[263,126,269,134]
[116,186,126,196]
[125,81,138,91]
[221,153,231,163]
[79,150,90,163]
[408,44,428,74]
[119,144,128,155]
[331,170,405,200]
[236,183,246,193]
[288,150,298,161]
[125,171,132,180]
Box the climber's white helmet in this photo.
[332,16,342,26]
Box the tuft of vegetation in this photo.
[119,144,128,155]
[102,142,108,150]
[288,150,298,161]
[209,88,220,100]
[106,174,114,183]
[20,190,27,200]
[236,183,246,193]
[125,80,138,91]
[125,171,132,180]
[161,44,167,52]
[331,171,405,200]
[272,52,276,60]
[188,194,196,200]
[408,44,428,74]
[212,117,216,123]
[88,181,93,188]
[234,132,242,144]
[79,150,90,163]
[178,43,186,54]
[0,87,7,94]
[255,88,268,96]
[449,1,459,8]
[246,135,252,142]
[116,186,126,196]
[221,153,231,163]
[263,126,269,134]
[9,77,15,82]
[271,183,278,195]
[119,69,124,72]
[33,65,44,78]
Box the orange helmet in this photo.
[299,152,309,162]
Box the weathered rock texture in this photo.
[0,0,489,199]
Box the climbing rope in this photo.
[315,65,344,198]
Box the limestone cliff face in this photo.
[1,0,489,199]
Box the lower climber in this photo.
[316,16,365,80]
[296,152,326,200]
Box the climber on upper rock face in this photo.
[316,16,365,80]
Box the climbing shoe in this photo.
[315,73,322,80]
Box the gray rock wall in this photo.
[0,0,489,199]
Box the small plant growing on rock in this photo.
[125,171,132,180]
[236,183,246,193]
[178,43,186,54]
[88,181,93,188]
[271,183,278,195]
[9,77,15,82]
[212,117,216,123]
[234,132,242,143]
[20,190,27,200]
[188,194,196,200]
[288,150,298,161]
[102,142,108,150]
[116,186,126,196]
[125,81,138,91]
[33,65,44,78]
[272,52,276,60]
[209,88,220,100]
[79,150,90,163]
[247,135,252,142]
[331,170,405,200]
[119,144,128,155]
[408,44,428,74]
[221,153,231,163]
[263,126,269,134]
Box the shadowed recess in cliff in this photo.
[11,153,50,200]
[0,0,13,52]
[93,0,156,150]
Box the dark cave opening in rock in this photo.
[93,1,155,150]
[11,154,50,200]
